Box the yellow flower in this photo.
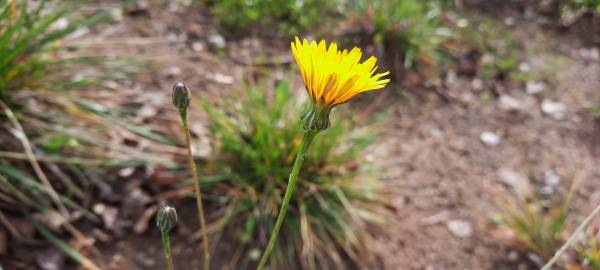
[291,37,390,108]
[291,37,389,131]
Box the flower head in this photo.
[156,206,178,232]
[172,82,191,120]
[291,37,389,131]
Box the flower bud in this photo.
[300,103,331,132]
[156,206,178,232]
[172,82,191,114]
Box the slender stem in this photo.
[161,231,175,270]
[542,203,600,270]
[257,130,318,270]
[181,118,210,270]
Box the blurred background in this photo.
[0,0,599,269]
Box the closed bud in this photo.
[156,206,178,232]
[300,102,331,132]
[172,82,191,114]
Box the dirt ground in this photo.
[4,2,600,270]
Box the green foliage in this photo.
[0,0,161,254]
[349,0,452,69]
[498,190,573,260]
[0,1,110,102]
[200,80,385,269]
[205,0,338,36]
[578,229,600,269]
[460,18,529,83]
[561,0,600,14]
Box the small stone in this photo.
[525,81,546,94]
[208,33,226,49]
[447,219,473,238]
[213,73,234,84]
[498,95,528,112]
[540,186,554,195]
[518,62,531,72]
[135,252,156,268]
[508,250,519,262]
[504,17,515,26]
[118,167,135,177]
[36,249,65,270]
[430,128,443,138]
[480,131,501,146]
[579,48,599,61]
[457,18,469,28]
[186,24,203,39]
[393,196,408,208]
[481,53,495,64]
[544,170,560,186]
[528,253,544,266]
[191,41,205,52]
[93,204,119,230]
[496,168,532,198]
[445,70,457,86]
[110,8,124,21]
[541,99,567,120]
[165,66,181,78]
[541,170,561,195]
[50,18,69,31]
[471,78,484,91]
[122,188,151,218]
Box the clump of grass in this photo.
[200,79,386,269]
[346,0,452,75]
[496,177,580,265]
[558,0,600,25]
[0,1,108,102]
[0,1,166,266]
[204,0,338,36]
[458,18,529,84]
[500,195,570,260]
[577,228,600,269]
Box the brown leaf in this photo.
[133,205,158,234]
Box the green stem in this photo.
[257,130,318,270]
[161,231,175,270]
[181,117,210,270]
[542,202,600,270]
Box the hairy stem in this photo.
[161,231,175,270]
[257,130,318,270]
[181,117,210,270]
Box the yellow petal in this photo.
[290,37,389,107]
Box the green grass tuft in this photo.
[199,79,387,269]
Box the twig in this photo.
[0,210,22,239]
[542,202,600,270]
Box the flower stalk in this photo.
[257,130,319,270]
[161,231,175,270]
[172,82,210,270]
